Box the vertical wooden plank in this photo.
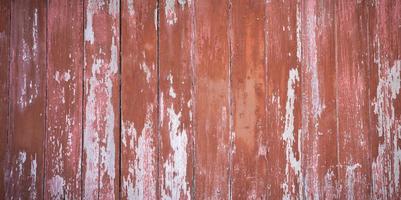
[369,0,401,199]
[230,0,267,198]
[45,0,83,199]
[121,0,158,199]
[300,0,338,199]
[159,0,194,199]
[83,0,120,199]
[7,0,46,199]
[335,1,371,199]
[0,0,10,198]
[265,0,302,199]
[194,0,230,199]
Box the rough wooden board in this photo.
[300,0,338,199]
[7,0,47,199]
[369,0,401,199]
[0,0,10,198]
[265,0,302,198]
[193,0,230,199]
[230,0,268,198]
[335,1,371,199]
[121,0,158,199]
[159,0,194,199]
[83,0,120,199]
[45,0,83,199]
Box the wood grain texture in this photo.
[83,0,120,199]
[45,0,83,199]
[335,1,371,199]
[159,0,194,199]
[300,0,338,199]
[0,0,10,198]
[230,0,267,198]
[194,0,230,199]
[121,0,158,199]
[369,0,401,199]
[1,1,400,199]
[7,0,47,199]
[265,0,302,199]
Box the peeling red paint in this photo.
[1,1,400,199]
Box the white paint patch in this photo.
[122,105,157,199]
[85,0,106,44]
[140,62,151,84]
[324,169,337,199]
[17,77,39,109]
[108,0,119,17]
[127,0,135,16]
[165,0,177,25]
[49,175,65,199]
[17,151,27,179]
[296,2,302,62]
[372,59,401,196]
[154,8,158,30]
[305,10,323,119]
[281,68,302,200]
[84,32,118,199]
[161,105,190,200]
[160,92,165,126]
[32,8,39,58]
[346,163,361,200]
[167,73,176,98]
[29,154,37,199]
[54,70,72,83]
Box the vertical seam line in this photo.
[156,0,161,199]
[43,1,49,199]
[118,0,122,199]
[227,0,233,199]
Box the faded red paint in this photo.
[301,0,338,199]
[336,1,371,199]
[45,0,83,199]
[194,0,230,199]
[231,1,267,199]
[159,0,194,199]
[7,0,46,199]
[121,0,158,199]
[1,1,400,199]
[369,1,401,199]
[265,0,302,198]
[0,0,10,197]
[83,0,120,199]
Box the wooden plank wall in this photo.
[1,0,400,199]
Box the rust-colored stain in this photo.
[1,0,400,199]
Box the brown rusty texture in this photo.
[1,0,401,199]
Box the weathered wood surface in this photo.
[45,0,83,199]
[0,0,10,197]
[231,0,267,199]
[121,0,158,199]
[301,0,338,199]
[336,1,371,199]
[0,0,400,199]
[194,0,230,199]
[265,0,302,198]
[369,0,401,199]
[83,0,120,199]
[159,0,194,199]
[7,0,47,199]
